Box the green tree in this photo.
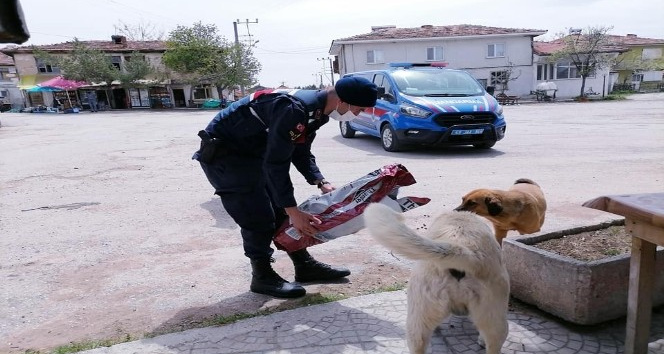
[162,22,261,104]
[548,26,617,97]
[118,52,159,87]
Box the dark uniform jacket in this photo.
[193,89,330,209]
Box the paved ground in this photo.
[82,291,664,354]
[1,93,663,353]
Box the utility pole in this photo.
[317,57,335,85]
[233,18,258,96]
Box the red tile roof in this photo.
[534,36,629,55]
[2,38,167,54]
[334,24,547,42]
[607,34,664,46]
[534,34,664,56]
[0,52,13,65]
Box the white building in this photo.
[329,24,547,97]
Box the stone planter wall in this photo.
[503,219,664,325]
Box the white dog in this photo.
[363,203,510,354]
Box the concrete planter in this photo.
[503,220,664,325]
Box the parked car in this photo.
[339,62,506,151]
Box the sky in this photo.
[10,0,664,88]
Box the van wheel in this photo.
[381,124,403,152]
[339,121,356,138]
[473,141,496,149]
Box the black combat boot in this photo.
[288,248,351,283]
[250,258,306,298]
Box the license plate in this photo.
[452,129,484,135]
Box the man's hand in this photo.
[285,206,321,237]
[316,179,335,194]
[320,183,335,194]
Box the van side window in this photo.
[374,74,393,99]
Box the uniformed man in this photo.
[193,77,378,298]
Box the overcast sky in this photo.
[11,0,664,88]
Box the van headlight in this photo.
[496,105,504,116]
[399,103,431,118]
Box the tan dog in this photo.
[454,178,546,244]
[363,203,509,354]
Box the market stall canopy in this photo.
[80,80,122,88]
[26,86,62,92]
[38,76,88,90]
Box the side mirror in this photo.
[382,92,396,103]
[486,86,495,96]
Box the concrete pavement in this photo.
[82,289,664,354]
[2,93,664,353]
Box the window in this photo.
[632,73,644,82]
[111,56,122,70]
[374,73,393,98]
[490,71,508,86]
[193,85,212,100]
[0,67,9,80]
[35,58,60,73]
[536,64,555,81]
[487,43,505,58]
[124,55,146,63]
[426,46,444,61]
[0,89,7,98]
[555,61,579,79]
[642,48,662,60]
[366,50,384,64]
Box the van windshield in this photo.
[391,69,485,97]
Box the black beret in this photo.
[334,76,378,107]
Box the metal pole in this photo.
[233,21,244,96]
[328,58,335,85]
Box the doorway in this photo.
[112,88,127,109]
[172,89,186,107]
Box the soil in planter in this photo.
[532,226,631,262]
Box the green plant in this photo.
[51,334,134,354]
[603,249,622,256]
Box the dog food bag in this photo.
[274,163,430,252]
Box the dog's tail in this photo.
[363,203,476,269]
[514,178,539,186]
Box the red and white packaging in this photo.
[273,164,430,252]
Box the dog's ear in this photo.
[485,196,503,216]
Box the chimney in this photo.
[626,34,637,38]
[111,35,127,45]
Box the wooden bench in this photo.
[496,93,520,105]
[584,193,664,354]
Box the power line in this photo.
[254,45,330,55]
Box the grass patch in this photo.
[32,334,136,354]
[366,281,407,294]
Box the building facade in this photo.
[0,52,21,111]
[329,25,548,97]
[0,36,232,110]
